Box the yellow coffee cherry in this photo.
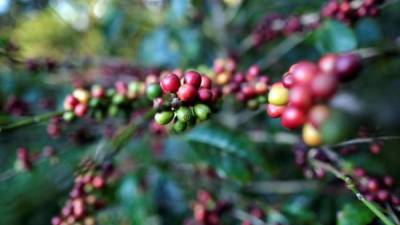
[73,89,90,104]
[216,72,231,85]
[302,123,322,147]
[268,82,289,106]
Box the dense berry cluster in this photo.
[185,190,232,225]
[62,80,149,121]
[253,13,319,47]
[267,53,361,146]
[353,168,400,207]
[51,159,114,225]
[153,70,221,132]
[213,59,271,110]
[322,0,385,24]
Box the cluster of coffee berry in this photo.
[241,205,266,225]
[51,159,114,225]
[321,0,385,24]
[293,144,332,179]
[253,13,319,47]
[152,70,220,133]
[266,53,361,146]
[353,168,400,208]
[62,80,148,121]
[185,190,232,225]
[213,59,271,110]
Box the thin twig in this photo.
[332,136,400,148]
[309,153,395,225]
[0,110,65,133]
[243,180,319,194]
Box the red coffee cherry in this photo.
[161,73,181,93]
[310,73,338,100]
[200,75,212,89]
[281,106,306,129]
[266,104,285,118]
[246,65,260,81]
[282,72,295,88]
[91,85,105,98]
[198,88,213,102]
[241,85,256,99]
[64,95,79,111]
[367,179,379,192]
[254,82,268,95]
[334,53,362,81]
[289,85,313,110]
[184,71,202,88]
[308,104,330,128]
[319,54,338,73]
[290,61,320,85]
[115,81,128,95]
[177,84,198,102]
[74,104,88,117]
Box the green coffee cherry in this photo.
[108,105,119,117]
[176,106,193,122]
[194,104,211,121]
[154,111,174,125]
[63,111,75,122]
[173,120,187,133]
[89,98,101,108]
[321,110,355,144]
[247,99,259,110]
[106,88,116,97]
[112,94,125,105]
[257,95,268,104]
[146,83,162,100]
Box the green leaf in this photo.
[337,202,374,225]
[355,18,382,45]
[315,20,357,54]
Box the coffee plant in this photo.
[1,1,400,225]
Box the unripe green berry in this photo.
[154,111,174,125]
[63,111,75,122]
[106,88,116,97]
[176,106,193,122]
[173,120,187,133]
[89,98,101,108]
[108,105,119,117]
[146,83,162,100]
[257,95,268,104]
[194,104,211,121]
[247,99,259,110]
[112,94,125,105]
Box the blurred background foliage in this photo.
[0,0,400,225]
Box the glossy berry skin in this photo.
[241,85,256,99]
[73,89,90,104]
[281,106,306,129]
[290,61,320,85]
[254,82,268,95]
[318,54,337,73]
[302,123,322,146]
[282,73,295,88]
[173,120,187,132]
[91,85,105,98]
[266,104,285,118]
[146,83,162,100]
[64,95,79,111]
[115,81,128,95]
[200,76,212,89]
[176,106,193,122]
[184,71,202,88]
[194,104,211,121]
[74,104,88,117]
[334,53,362,81]
[178,84,198,102]
[154,111,174,125]
[311,73,338,100]
[308,105,330,128]
[160,74,181,93]
[198,88,213,102]
[268,83,289,106]
[289,85,313,110]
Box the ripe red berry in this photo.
[160,73,181,93]
[334,53,362,81]
[266,104,285,118]
[311,73,338,100]
[367,179,379,192]
[281,106,306,129]
[198,88,213,102]
[115,81,127,95]
[254,82,268,95]
[377,190,389,202]
[63,95,79,111]
[92,176,105,189]
[247,65,260,81]
[282,72,295,88]
[291,61,320,85]
[200,75,212,89]
[289,85,313,110]
[319,54,338,73]
[383,176,395,187]
[74,104,88,117]
[241,85,256,99]
[184,71,202,88]
[91,85,105,98]
[308,105,330,128]
[177,84,198,102]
